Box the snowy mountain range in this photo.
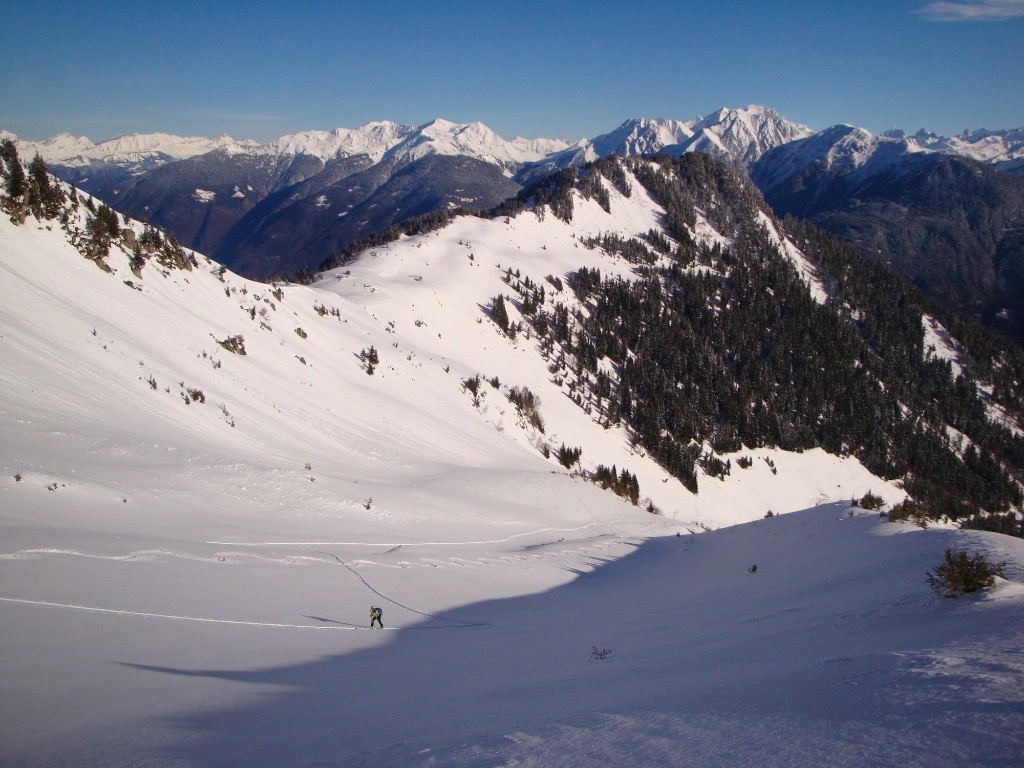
[2,118,573,176]
[887,126,1024,175]
[10,105,1022,183]
[0,106,819,279]
[2,142,1023,765]
[752,122,1024,204]
[0,129,258,171]
[5,104,1024,328]
[751,123,1024,343]
[594,105,817,167]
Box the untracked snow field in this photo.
[2,181,1023,766]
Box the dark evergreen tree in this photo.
[492,294,511,336]
[2,139,26,202]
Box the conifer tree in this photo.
[2,139,26,201]
[492,295,510,336]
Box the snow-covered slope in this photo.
[259,119,574,170]
[2,174,1021,766]
[10,108,1023,182]
[590,117,696,158]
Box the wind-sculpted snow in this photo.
[6,507,1018,767]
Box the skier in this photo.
[370,605,383,629]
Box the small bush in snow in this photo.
[507,386,544,433]
[858,490,885,511]
[926,547,1005,598]
[463,375,483,404]
[217,335,246,356]
[888,499,928,526]
[359,346,379,375]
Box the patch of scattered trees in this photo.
[1,140,197,275]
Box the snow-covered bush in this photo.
[507,386,544,433]
[926,547,1005,598]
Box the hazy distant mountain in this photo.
[884,126,1024,177]
[4,108,810,278]
[5,119,570,278]
[752,125,1024,343]
[7,107,1023,285]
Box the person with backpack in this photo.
[370,605,383,629]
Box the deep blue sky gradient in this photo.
[2,0,1022,142]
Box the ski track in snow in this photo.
[205,522,613,548]
[0,596,425,630]
[0,535,628,574]
[315,550,487,627]
[0,548,321,565]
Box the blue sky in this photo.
[2,0,1022,142]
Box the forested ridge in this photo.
[6,139,1021,534]
[502,154,1023,530]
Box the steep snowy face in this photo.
[258,119,575,168]
[508,135,579,159]
[589,118,695,157]
[835,126,1024,177]
[683,105,815,165]
[566,106,814,169]
[0,163,903,539]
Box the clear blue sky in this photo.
[2,0,1022,142]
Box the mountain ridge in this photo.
[7,107,1024,336]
